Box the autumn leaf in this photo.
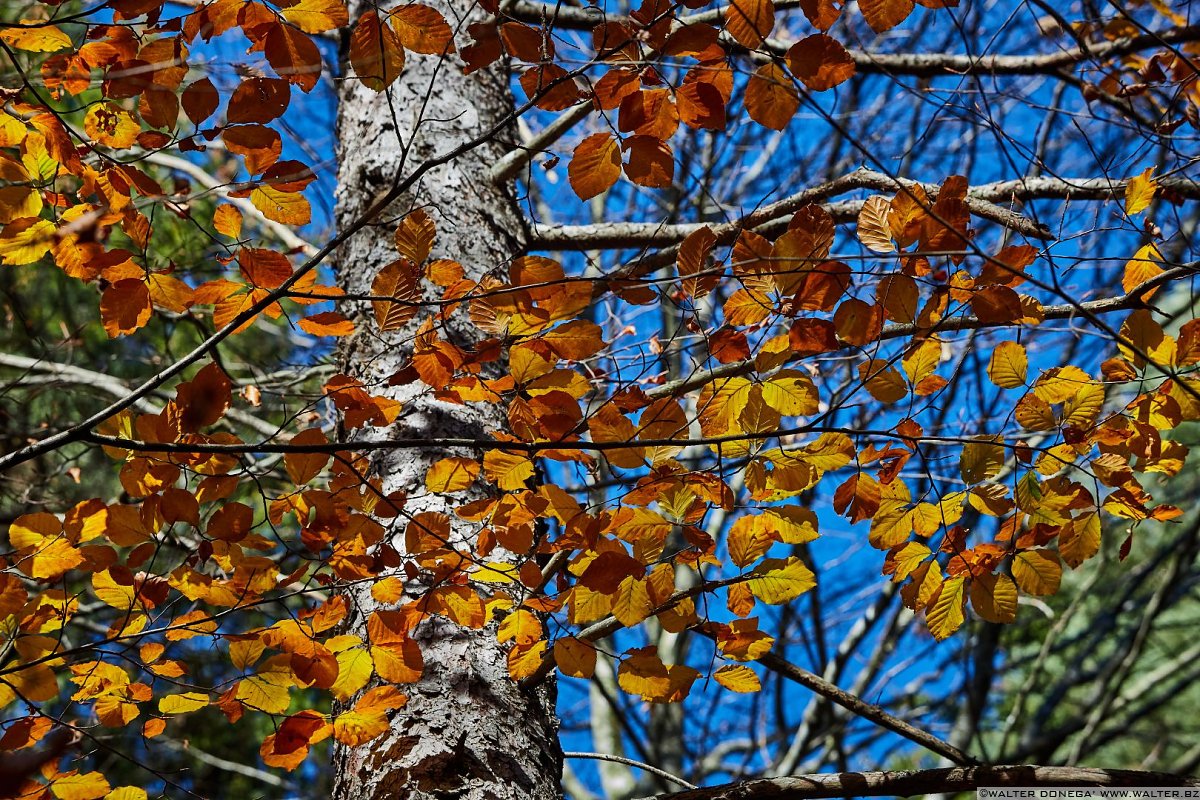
[0,218,55,265]
[724,0,774,47]
[786,34,856,91]
[554,638,597,679]
[569,133,621,200]
[745,63,798,130]
[988,341,1028,388]
[1125,167,1157,216]
[84,105,139,149]
[391,5,455,54]
[51,772,110,800]
[713,664,761,692]
[425,457,480,493]
[0,23,72,52]
[746,557,815,604]
[285,428,330,484]
[158,692,210,714]
[1122,243,1163,295]
[333,686,407,746]
[860,0,915,32]
[251,185,312,225]
[350,11,405,91]
[1012,549,1062,596]
[281,0,349,33]
[927,575,966,640]
[856,196,895,253]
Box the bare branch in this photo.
[531,170,1200,252]
[641,765,1200,800]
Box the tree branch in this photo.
[531,170,1200,252]
[506,1,1200,77]
[641,765,1200,800]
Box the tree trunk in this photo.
[329,3,562,797]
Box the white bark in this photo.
[329,2,561,797]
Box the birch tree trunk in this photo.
[329,3,562,797]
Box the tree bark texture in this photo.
[329,2,562,797]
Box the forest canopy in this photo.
[0,0,1199,796]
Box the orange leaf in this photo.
[298,311,356,337]
[100,279,152,338]
[787,34,856,91]
[622,136,674,188]
[425,457,480,493]
[745,63,798,130]
[568,133,621,200]
[264,22,323,92]
[391,4,455,54]
[394,209,435,263]
[350,11,405,91]
[724,0,774,47]
[372,259,422,331]
[285,428,330,484]
[860,0,915,31]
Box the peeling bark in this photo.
[329,1,561,797]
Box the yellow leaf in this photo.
[713,664,761,693]
[19,537,82,580]
[236,659,294,714]
[1060,512,1101,569]
[371,639,423,684]
[611,576,652,628]
[927,575,966,640]
[554,638,596,679]
[1125,167,1157,215]
[281,0,349,32]
[969,573,1018,624]
[251,185,311,226]
[84,104,140,150]
[333,686,406,746]
[52,772,110,800]
[0,217,55,265]
[0,23,72,52]
[213,204,243,238]
[498,609,542,646]
[617,649,670,700]
[858,359,906,403]
[483,450,534,491]
[760,370,818,416]
[1012,549,1062,596]
[746,557,815,604]
[1122,243,1163,295]
[158,692,210,714]
[1014,394,1055,431]
[728,515,775,567]
[988,341,1027,388]
[330,644,373,701]
[92,570,136,610]
[1062,382,1104,429]
[506,640,547,680]
[106,788,148,800]
[960,436,1005,484]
